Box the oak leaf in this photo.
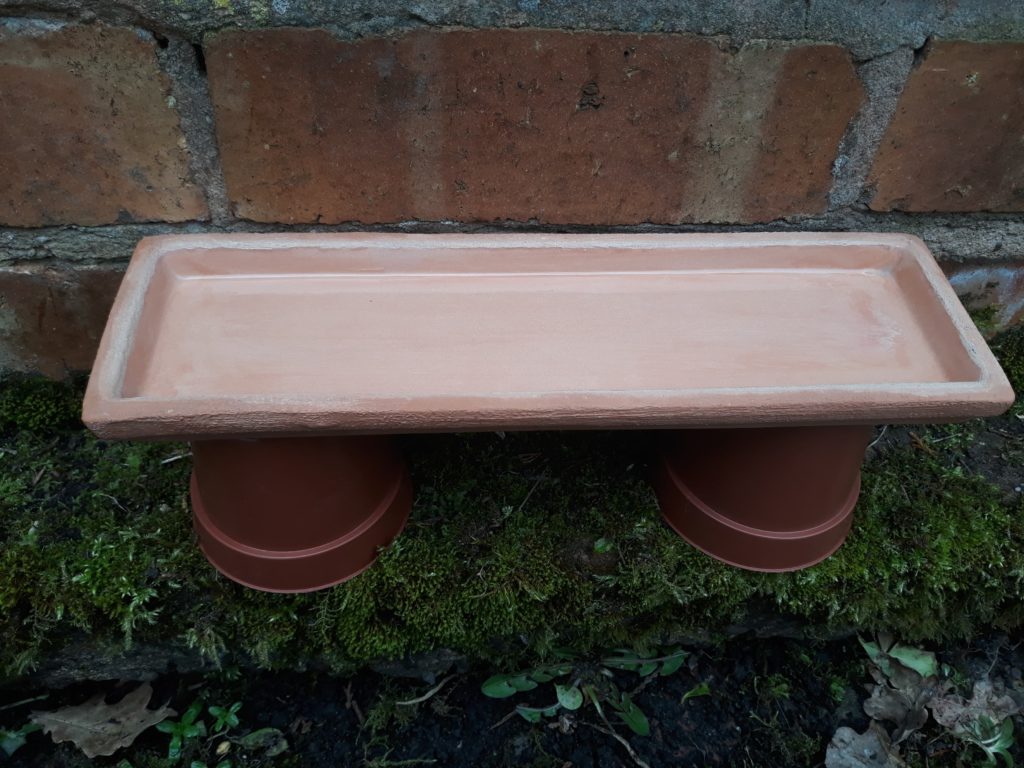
[31,683,175,758]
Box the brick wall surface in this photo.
[206,29,861,225]
[0,7,1022,375]
[869,41,1024,213]
[0,23,208,227]
[0,265,123,377]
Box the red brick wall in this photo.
[204,29,862,225]
[1,20,1022,375]
[0,25,207,227]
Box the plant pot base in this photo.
[190,436,412,593]
[653,426,873,572]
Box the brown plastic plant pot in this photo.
[653,425,875,572]
[190,436,412,592]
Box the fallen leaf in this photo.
[887,646,938,679]
[861,636,949,744]
[864,686,912,724]
[865,672,951,742]
[885,661,926,692]
[930,680,1021,738]
[30,684,175,758]
[288,716,314,736]
[826,723,902,767]
[863,682,930,744]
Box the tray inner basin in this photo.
[121,243,978,401]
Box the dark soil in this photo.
[872,412,1024,501]
[3,631,1023,768]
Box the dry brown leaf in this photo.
[864,681,938,744]
[30,683,175,758]
[930,680,1021,737]
[864,686,912,724]
[862,642,950,745]
[826,723,903,767]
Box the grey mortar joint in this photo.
[3,212,1024,268]
[828,46,914,211]
[0,0,1022,51]
[154,33,232,224]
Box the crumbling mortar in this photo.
[911,36,934,70]
[827,46,914,211]
[153,33,232,224]
[0,3,168,36]
[1,1,1022,55]
[3,212,1024,269]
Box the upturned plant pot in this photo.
[653,426,874,571]
[190,436,411,592]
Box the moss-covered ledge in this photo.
[1,327,1022,685]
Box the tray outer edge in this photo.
[81,232,1016,440]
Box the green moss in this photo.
[1,327,1023,677]
[760,450,1023,640]
[0,374,83,434]
[968,306,1000,338]
[992,323,1024,412]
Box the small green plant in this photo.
[208,702,241,735]
[191,761,231,768]
[681,681,710,703]
[156,699,207,761]
[828,676,848,704]
[757,673,792,701]
[482,647,687,737]
[961,715,1015,767]
[592,537,614,554]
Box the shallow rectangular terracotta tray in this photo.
[83,232,1014,439]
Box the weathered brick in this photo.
[869,41,1024,212]
[206,29,862,225]
[0,266,123,378]
[0,23,208,227]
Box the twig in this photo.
[345,682,365,726]
[0,694,48,711]
[161,451,192,465]
[628,674,658,699]
[366,750,436,766]
[867,425,889,450]
[95,493,131,515]
[489,709,518,730]
[515,475,545,514]
[986,636,1005,677]
[584,721,652,768]
[603,651,686,666]
[396,676,455,707]
[909,432,935,455]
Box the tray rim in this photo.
[83,232,1015,439]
